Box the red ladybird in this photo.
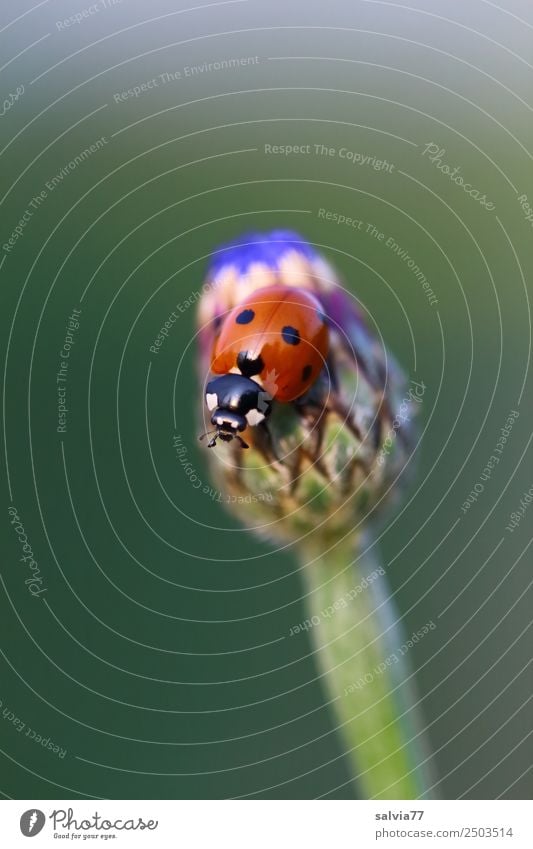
[200,285,329,448]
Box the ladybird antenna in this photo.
[199,428,249,449]
[199,428,217,442]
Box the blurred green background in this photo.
[0,0,531,799]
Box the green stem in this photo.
[300,534,439,799]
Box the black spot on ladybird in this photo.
[301,364,313,382]
[236,309,255,325]
[237,350,264,378]
[281,325,300,345]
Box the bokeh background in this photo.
[1,0,532,799]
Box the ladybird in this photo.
[200,284,329,448]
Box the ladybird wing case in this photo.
[198,231,332,376]
[210,285,329,402]
[197,230,401,398]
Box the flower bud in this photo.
[197,231,419,545]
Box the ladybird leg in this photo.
[237,419,283,466]
[302,411,335,481]
[257,420,284,464]
[289,400,332,482]
[292,385,327,417]
[281,444,305,496]
[301,402,327,454]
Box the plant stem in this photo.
[300,534,439,799]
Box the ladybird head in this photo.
[200,373,273,449]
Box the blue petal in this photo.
[208,230,317,276]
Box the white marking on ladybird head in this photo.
[206,392,218,411]
[257,391,272,414]
[245,409,265,427]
